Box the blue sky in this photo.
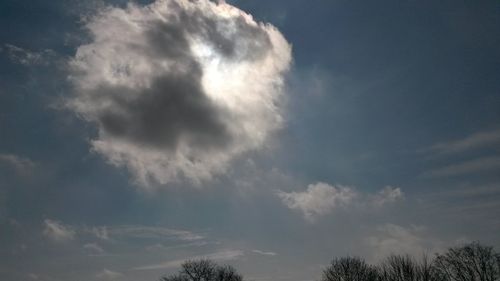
[1,0,499,280]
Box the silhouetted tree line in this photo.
[160,259,242,281]
[160,242,500,281]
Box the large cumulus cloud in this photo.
[68,0,292,186]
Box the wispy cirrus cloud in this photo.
[106,225,205,241]
[0,44,56,66]
[146,241,213,252]
[419,128,500,179]
[422,156,500,178]
[42,220,205,246]
[425,128,500,155]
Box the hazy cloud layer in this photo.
[365,224,444,261]
[89,226,109,240]
[69,0,291,186]
[0,153,36,175]
[278,182,403,222]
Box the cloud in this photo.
[0,153,36,175]
[89,226,109,240]
[252,249,277,256]
[42,219,76,242]
[68,0,292,186]
[365,224,444,261]
[426,128,500,155]
[278,183,404,222]
[278,182,357,222]
[96,269,123,280]
[1,44,56,66]
[107,225,204,241]
[417,182,500,221]
[54,223,204,244]
[371,186,404,207]
[146,241,212,252]
[133,249,244,270]
[83,243,105,255]
[422,156,500,178]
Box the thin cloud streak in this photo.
[96,269,123,280]
[106,225,205,241]
[422,156,500,178]
[252,249,277,256]
[426,128,500,155]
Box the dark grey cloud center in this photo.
[96,76,231,150]
[88,7,272,150]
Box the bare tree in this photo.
[161,259,243,281]
[380,255,418,281]
[321,257,379,281]
[216,265,243,281]
[433,242,500,281]
[380,255,440,281]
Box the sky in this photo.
[0,0,499,280]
